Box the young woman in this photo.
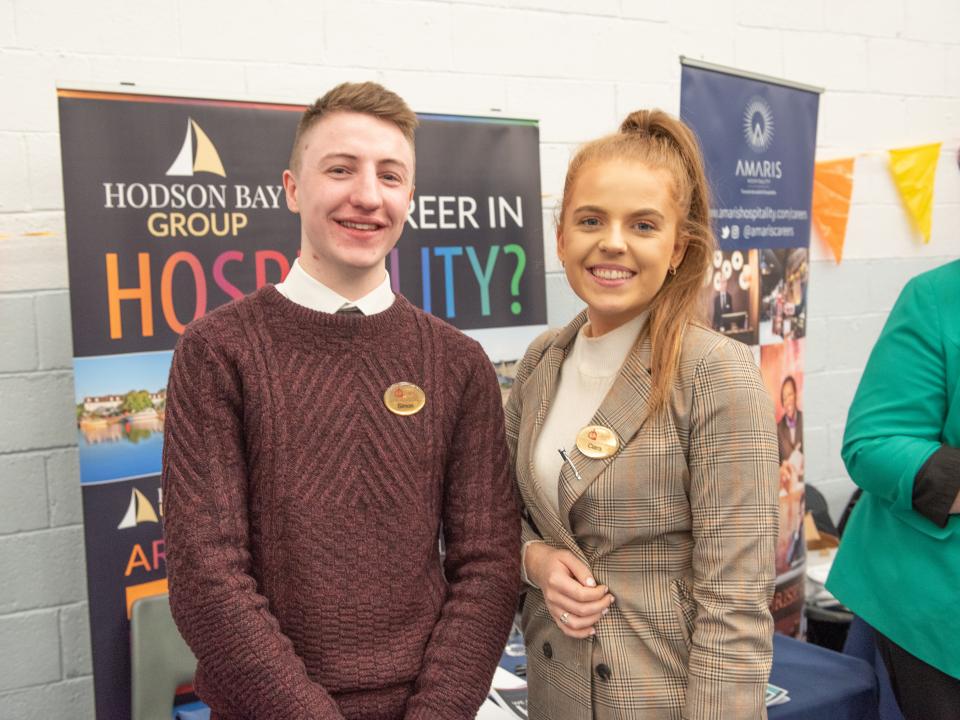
[505,110,779,720]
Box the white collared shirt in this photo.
[275,259,395,315]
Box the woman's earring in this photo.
[668,264,677,276]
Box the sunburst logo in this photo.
[742,97,775,153]
[166,118,226,177]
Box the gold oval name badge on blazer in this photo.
[576,425,619,459]
[384,382,426,416]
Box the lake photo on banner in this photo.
[74,351,172,485]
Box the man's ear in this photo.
[402,187,415,226]
[282,169,299,213]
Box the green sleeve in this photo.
[841,273,949,538]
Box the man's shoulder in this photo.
[180,286,272,348]
[405,300,487,360]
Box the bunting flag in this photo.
[888,142,942,243]
[812,158,855,264]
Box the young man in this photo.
[162,82,520,720]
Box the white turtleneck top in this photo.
[532,311,648,515]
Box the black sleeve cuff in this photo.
[912,445,960,528]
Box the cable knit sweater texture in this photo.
[162,286,521,720]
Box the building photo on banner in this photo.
[2,3,959,720]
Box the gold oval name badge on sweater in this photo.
[384,382,426,416]
[576,425,619,459]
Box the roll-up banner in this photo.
[679,59,822,639]
[57,87,545,719]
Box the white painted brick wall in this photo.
[0,454,48,534]
[0,1,15,47]
[0,52,94,132]
[904,0,960,45]
[327,2,454,71]
[0,295,38,371]
[782,32,869,91]
[817,93,908,150]
[0,373,77,453]
[869,38,948,96]
[35,292,74,370]
[736,0,826,31]
[734,26,786,77]
[381,70,507,115]
[0,526,87,613]
[0,133,30,211]
[0,680,94,720]
[91,56,249,97]
[1,1,957,716]
[828,0,904,37]
[507,78,618,142]
[59,602,92,679]
[0,610,62,692]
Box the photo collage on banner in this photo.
[58,88,545,719]
[680,61,821,638]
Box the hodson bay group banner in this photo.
[680,62,821,639]
[57,88,545,719]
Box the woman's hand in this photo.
[524,542,614,638]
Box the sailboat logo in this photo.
[117,488,160,530]
[166,118,226,177]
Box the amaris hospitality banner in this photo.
[681,62,819,252]
[680,61,821,639]
[58,88,545,719]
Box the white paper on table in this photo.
[806,563,831,585]
[805,547,842,607]
[765,683,791,707]
[491,666,527,690]
[476,698,518,719]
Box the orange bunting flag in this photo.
[888,142,941,243]
[812,158,855,264]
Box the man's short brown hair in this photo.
[288,82,418,172]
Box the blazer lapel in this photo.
[516,313,586,555]
[557,334,654,531]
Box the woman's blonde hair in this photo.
[559,109,715,411]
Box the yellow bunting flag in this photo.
[812,158,855,264]
[888,142,941,243]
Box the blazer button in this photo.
[542,642,553,659]
[596,663,612,681]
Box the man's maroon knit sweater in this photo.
[162,286,521,720]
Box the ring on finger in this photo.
[560,612,570,625]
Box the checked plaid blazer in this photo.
[506,312,779,720]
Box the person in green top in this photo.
[827,259,960,720]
